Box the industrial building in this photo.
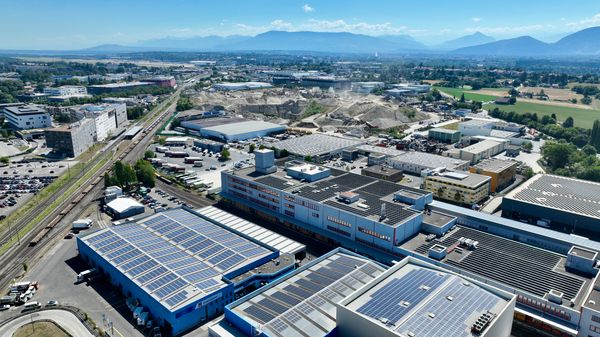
[217,248,386,337]
[270,134,365,161]
[470,158,518,192]
[3,104,51,130]
[77,207,292,336]
[459,119,495,137]
[300,76,351,90]
[387,151,469,175]
[180,117,285,142]
[502,174,600,237]
[362,165,403,182]
[423,170,491,205]
[337,257,515,337]
[43,85,90,101]
[449,139,509,164]
[428,127,461,143]
[193,139,224,153]
[220,152,600,337]
[88,81,153,95]
[351,81,385,94]
[105,197,145,219]
[212,82,272,91]
[44,118,96,157]
[144,76,177,88]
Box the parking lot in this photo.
[149,143,252,190]
[0,161,73,217]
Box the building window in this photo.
[590,325,600,333]
[327,225,351,237]
[312,212,319,218]
[326,216,351,228]
[358,227,390,241]
[593,315,600,324]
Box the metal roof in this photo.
[202,121,286,137]
[106,197,144,213]
[196,206,306,255]
[271,134,365,157]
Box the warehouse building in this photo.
[300,76,351,90]
[216,248,386,337]
[193,139,224,153]
[180,117,285,142]
[88,81,153,95]
[428,127,461,143]
[459,119,495,137]
[44,118,96,157]
[450,139,509,164]
[361,165,403,182]
[77,207,291,336]
[337,257,515,337]
[423,170,491,205]
[470,158,518,192]
[271,134,365,161]
[502,174,600,237]
[212,82,272,91]
[387,151,469,175]
[105,197,145,219]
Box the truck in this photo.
[137,311,149,326]
[10,281,31,293]
[184,157,203,164]
[193,161,203,167]
[72,219,93,230]
[76,268,97,283]
[155,146,168,153]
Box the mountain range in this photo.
[9,26,600,56]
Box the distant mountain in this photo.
[553,27,600,55]
[134,35,249,51]
[218,31,412,53]
[436,32,495,50]
[378,34,427,50]
[82,44,150,53]
[452,36,551,56]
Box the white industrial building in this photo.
[212,82,272,91]
[448,139,509,164]
[77,103,127,141]
[105,197,144,219]
[3,105,51,130]
[387,151,470,175]
[43,85,90,100]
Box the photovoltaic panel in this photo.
[147,273,178,291]
[155,278,187,299]
[164,290,189,307]
[136,266,169,284]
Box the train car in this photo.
[83,185,94,194]
[91,176,102,186]
[29,228,49,247]
[45,216,62,229]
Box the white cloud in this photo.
[302,4,314,13]
[270,19,293,30]
[301,19,411,35]
[566,13,600,30]
[471,17,481,23]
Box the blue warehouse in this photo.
[77,207,295,336]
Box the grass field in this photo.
[436,87,499,102]
[13,321,69,337]
[486,101,600,128]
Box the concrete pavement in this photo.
[0,309,93,337]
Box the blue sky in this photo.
[2,0,600,49]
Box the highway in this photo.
[0,79,190,291]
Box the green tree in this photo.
[135,159,155,188]
[591,120,600,150]
[176,96,193,111]
[459,93,466,103]
[113,161,126,187]
[144,150,155,159]
[581,96,593,105]
[0,157,9,165]
[304,155,313,162]
[562,116,574,128]
[542,142,577,170]
[521,141,533,152]
[431,88,442,101]
[582,144,597,156]
[220,149,230,160]
[248,143,256,153]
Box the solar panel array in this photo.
[398,277,503,337]
[510,174,600,219]
[356,268,449,324]
[414,226,585,301]
[234,253,385,337]
[82,208,272,309]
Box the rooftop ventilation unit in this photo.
[548,289,564,305]
[471,311,495,334]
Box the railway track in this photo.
[0,87,181,290]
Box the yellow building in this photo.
[423,171,491,205]
[469,158,518,192]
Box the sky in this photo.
[2,0,600,49]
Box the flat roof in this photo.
[196,206,306,255]
[232,163,421,227]
[181,117,247,129]
[401,226,593,308]
[203,121,285,137]
[79,208,273,311]
[89,81,151,88]
[504,174,600,220]
[461,139,503,154]
[106,197,143,213]
[472,158,518,173]
[429,127,460,135]
[389,151,469,170]
[422,211,456,229]
[426,171,491,189]
[271,134,365,157]
[344,260,510,337]
[355,144,405,157]
[3,105,47,115]
[229,249,386,337]
[362,165,402,177]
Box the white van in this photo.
[23,301,41,311]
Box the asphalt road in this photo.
[0,309,94,337]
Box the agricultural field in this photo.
[486,101,600,128]
[436,87,502,102]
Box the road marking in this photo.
[112,326,125,337]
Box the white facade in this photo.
[79,104,127,141]
[3,105,51,130]
[43,85,88,97]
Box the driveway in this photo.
[0,309,93,337]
